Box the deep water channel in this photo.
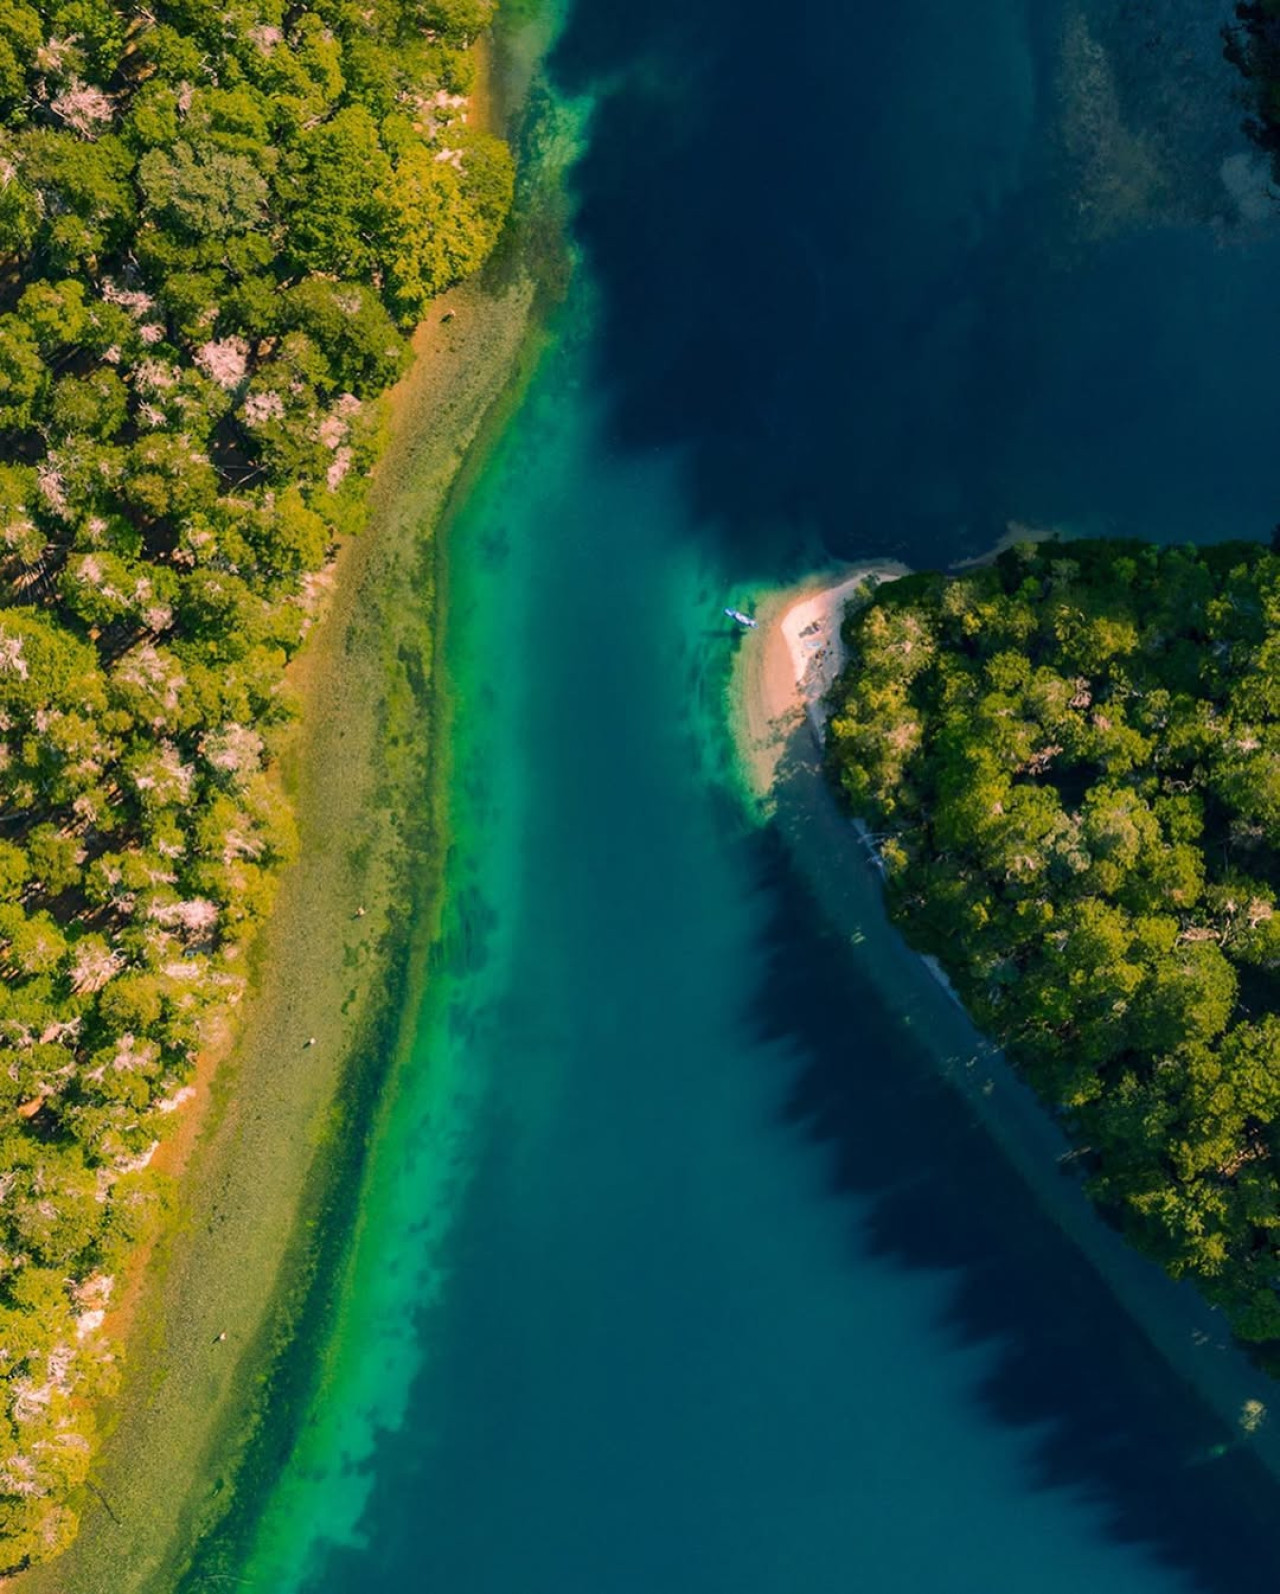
[225,0,1280,1588]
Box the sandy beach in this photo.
[731,562,1280,1487]
[733,562,909,800]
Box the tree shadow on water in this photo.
[546,0,1059,571]
[735,740,1280,1592]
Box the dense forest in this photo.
[0,0,511,1569]
[827,542,1280,1347]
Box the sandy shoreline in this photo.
[731,561,1280,1486]
[737,521,1062,783]
[733,561,909,799]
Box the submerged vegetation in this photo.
[827,541,1280,1348]
[0,0,511,1569]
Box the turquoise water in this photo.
[234,302,1197,1594]
[218,0,1280,1588]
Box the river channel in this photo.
[220,0,1280,1588]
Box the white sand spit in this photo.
[733,562,909,799]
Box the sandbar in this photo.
[733,561,909,800]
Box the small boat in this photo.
[724,608,757,629]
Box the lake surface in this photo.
[216,0,1280,1588]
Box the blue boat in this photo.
[724,607,757,629]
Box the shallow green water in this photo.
[218,0,1280,1586]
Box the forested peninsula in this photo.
[0,0,512,1570]
[826,541,1280,1349]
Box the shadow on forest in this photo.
[731,719,1280,1592]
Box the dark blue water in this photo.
[233,0,1280,1589]
[557,0,1280,564]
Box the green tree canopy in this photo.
[828,540,1280,1345]
[0,0,513,1567]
